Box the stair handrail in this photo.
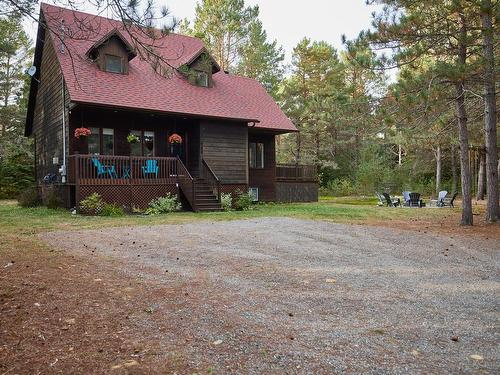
[202,159,221,203]
[176,156,196,211]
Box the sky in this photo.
[163,0,381,64]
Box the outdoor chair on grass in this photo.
[383,192,400,207]
[142,159,159,178]
[375,192,385,206]
[430,190,448,207]
[91,158,117,178]
[402,191,411,206]
[442,192,458,207]
[409,192,425,207]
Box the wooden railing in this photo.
[276,164,318,182]
[176,156,196,211]
[68,154,178,185]
[201,159,221,203]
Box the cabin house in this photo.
[25,4,318,211]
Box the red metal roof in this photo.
[40,3,297,132]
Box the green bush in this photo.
[17,187,41,207]
[79,192,104,215]
[326,178,356,196]
[41,186,61,209]
[145,193,181,215]
[101,203,125,216]
[233,189,253,211]
[220,192,232,211]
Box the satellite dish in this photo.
[27,66,37,77]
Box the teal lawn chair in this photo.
[142,159,158,178]
[91,158,117,178]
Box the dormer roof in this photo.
[86,28,137,61]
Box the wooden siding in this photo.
[248,132,276,201]
[201,121,248,184]
[31,35,69,181]
[95,36,130,74]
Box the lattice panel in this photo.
[78,184,178,210]
[221,184,248,200]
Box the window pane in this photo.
[249,142,256,168]
[130,130,142,156]
[88,127,100,154]
[102,128,114,155]
[256,143,264,168]
[143,131,155,157]
[197,71,208,87]
[105,55,123,73]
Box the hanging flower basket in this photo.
[168,133,182,144]
[127,134,140,144]
[74,127,91,139]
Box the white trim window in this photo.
[249,142,264,169]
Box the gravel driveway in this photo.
[42,218,500,374]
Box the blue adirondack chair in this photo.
[142,159,158,178]
[402,191,411,206]
[91,158,117,178]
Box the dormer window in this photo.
[105,54,123,73]
[196,71,209,87]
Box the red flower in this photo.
[168,133,182,144]
[74,127,91,139]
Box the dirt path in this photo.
[2,218,499,374]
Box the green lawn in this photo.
[0,198,458,236]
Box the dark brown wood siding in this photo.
[201,121,248,184]
[31,35,69,181]
[248,132,276,201]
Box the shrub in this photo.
[326,178,356,196]
[145,193,181,215]
[17,187,41,207]
[79,192,104,215]
[101,203,125,216]
[41,186,61,209]
[233,189,253,211]
[220,192,232,211]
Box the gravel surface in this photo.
[41,218,500,374]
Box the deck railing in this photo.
[68,154,179,185]
[176,156,196,211]
[276,164,318,182]
[201,159,221,203]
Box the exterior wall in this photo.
[201,120,248,184]
[276,181,319,202]
[248,132,276,201]
[31,34,69,182]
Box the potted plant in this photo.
[168,133,182,144]
[74,127,91,139]
[127,133,140,144]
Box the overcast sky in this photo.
[164,0,381,64]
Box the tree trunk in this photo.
[454,11,473,226]
[295,132,301,164]
[481,0,499,222]
[451,144,458,193]
[435,145,442,195]
[398,144,402,166]
[476,147,486,200]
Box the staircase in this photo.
[193,178,223,211]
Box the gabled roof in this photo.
[86,28,137,61]
[26,3,296,135]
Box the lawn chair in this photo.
[91,157,117,178]
[375,192,385,206]
[142,159,158,178]
[402,191,411,206]
[409,192,425,207]
[383,192,400,207]
[434,190,448,207]
[442,192,458,207]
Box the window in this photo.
[196,71,209,87]
[249,142,264,169]
[105,54,123,73]
[130,130,155,156]
[88,127,114,155]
